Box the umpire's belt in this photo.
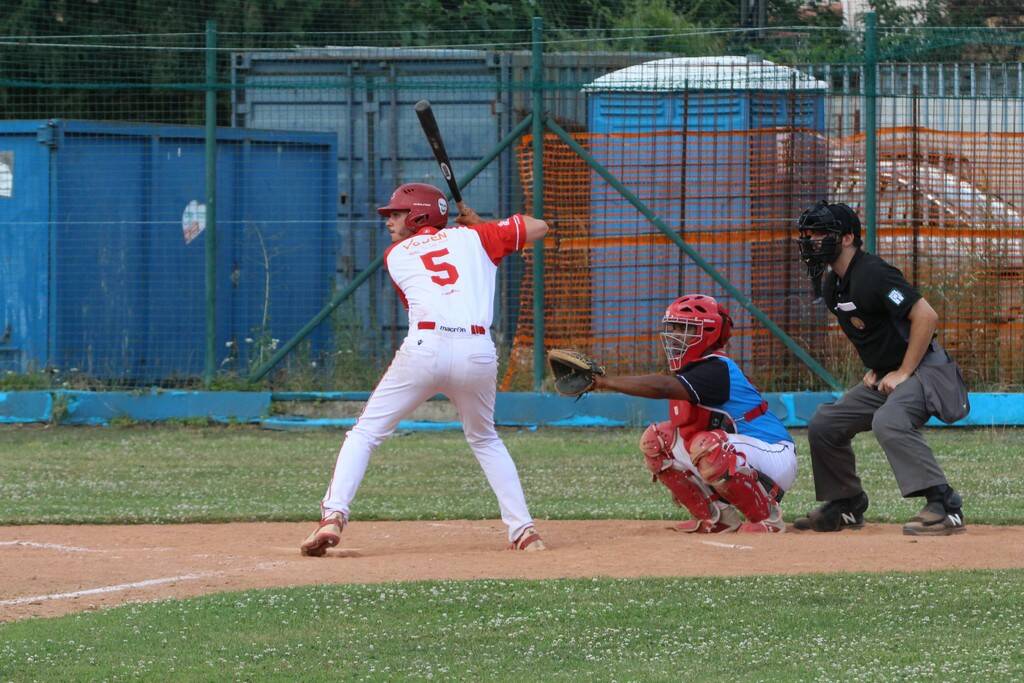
[418,321,486,335]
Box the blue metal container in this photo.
[584,57,828,365]
[0,119,337,381]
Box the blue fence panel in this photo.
[0,123,52,372]
[0,120,337,382]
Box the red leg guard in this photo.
[689,430,735,480]
[655,466,717,520]
[640,421,676,475]
[640,423,716,520]
[689,430,774,524]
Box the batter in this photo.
[300,183,549,556]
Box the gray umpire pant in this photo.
[807,377,950,500]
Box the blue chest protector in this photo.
[709,355,793,445]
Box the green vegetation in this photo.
[0,371,51,390]
[5,0,1021,129]
[0,425,1021,525]
[2,571,1023,680]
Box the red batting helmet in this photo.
[376,183,449,229]
[661,294,733,370]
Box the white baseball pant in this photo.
[672,432,798,491]
[320,330,534,541]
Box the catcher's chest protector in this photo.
[668,399,731,449]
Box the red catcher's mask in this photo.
[661,294,733,371]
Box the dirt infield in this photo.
[3,520,1023,622]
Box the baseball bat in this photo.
[414,99,467,214]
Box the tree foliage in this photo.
[1,0,1022,123]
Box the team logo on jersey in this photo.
[438,198,448,216]
[850,316,866,330]
[887,288,905,305]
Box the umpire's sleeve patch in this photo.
[887,288,905,305]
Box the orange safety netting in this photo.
[502,127,1024,392]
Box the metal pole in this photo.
[911,86,920,284]
[248,115,535,383]
[203,20,218,387]
[531,16,546,390]
[545,117,842,391]
[864,12,878,254]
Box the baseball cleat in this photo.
[674,503,743,533]
[300,512,345,557]
[674,518,708,533]
[674,518,739,533]
[738,503,785,533]
[508,525,546,551]
[902,501,966,536]
[793,491,868,532]
[738,519,784,533]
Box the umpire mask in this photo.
[796,200,844,279]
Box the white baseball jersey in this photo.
[384,215,527,332]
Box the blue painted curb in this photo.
[0,391,53,423]
[0,390,270,426]
[0,390,1021,429]
[944,393,1024,427]
[270,391,448,402]
[60,390,271,425]
[261,417,463,431]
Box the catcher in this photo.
[548,294,797,533]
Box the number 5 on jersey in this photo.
[421,249,460,286]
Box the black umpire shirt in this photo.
[822,250,922,374]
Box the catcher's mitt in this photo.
[547,349,605,397]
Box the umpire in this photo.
[793,201,970,536]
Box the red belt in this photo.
[417,321,486,335]
[743,400,769,422]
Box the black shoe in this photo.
[793,491,869,532]
[903,488,966,536]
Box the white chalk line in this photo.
[426,522,497,531]
[0,540,106,553]
[0,572,223,607]
[699,540,753,551]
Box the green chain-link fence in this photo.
[1,8,1022,391]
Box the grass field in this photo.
[2,572,1023,681]
[2,425,1023,680]
[1,425,1022,525]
